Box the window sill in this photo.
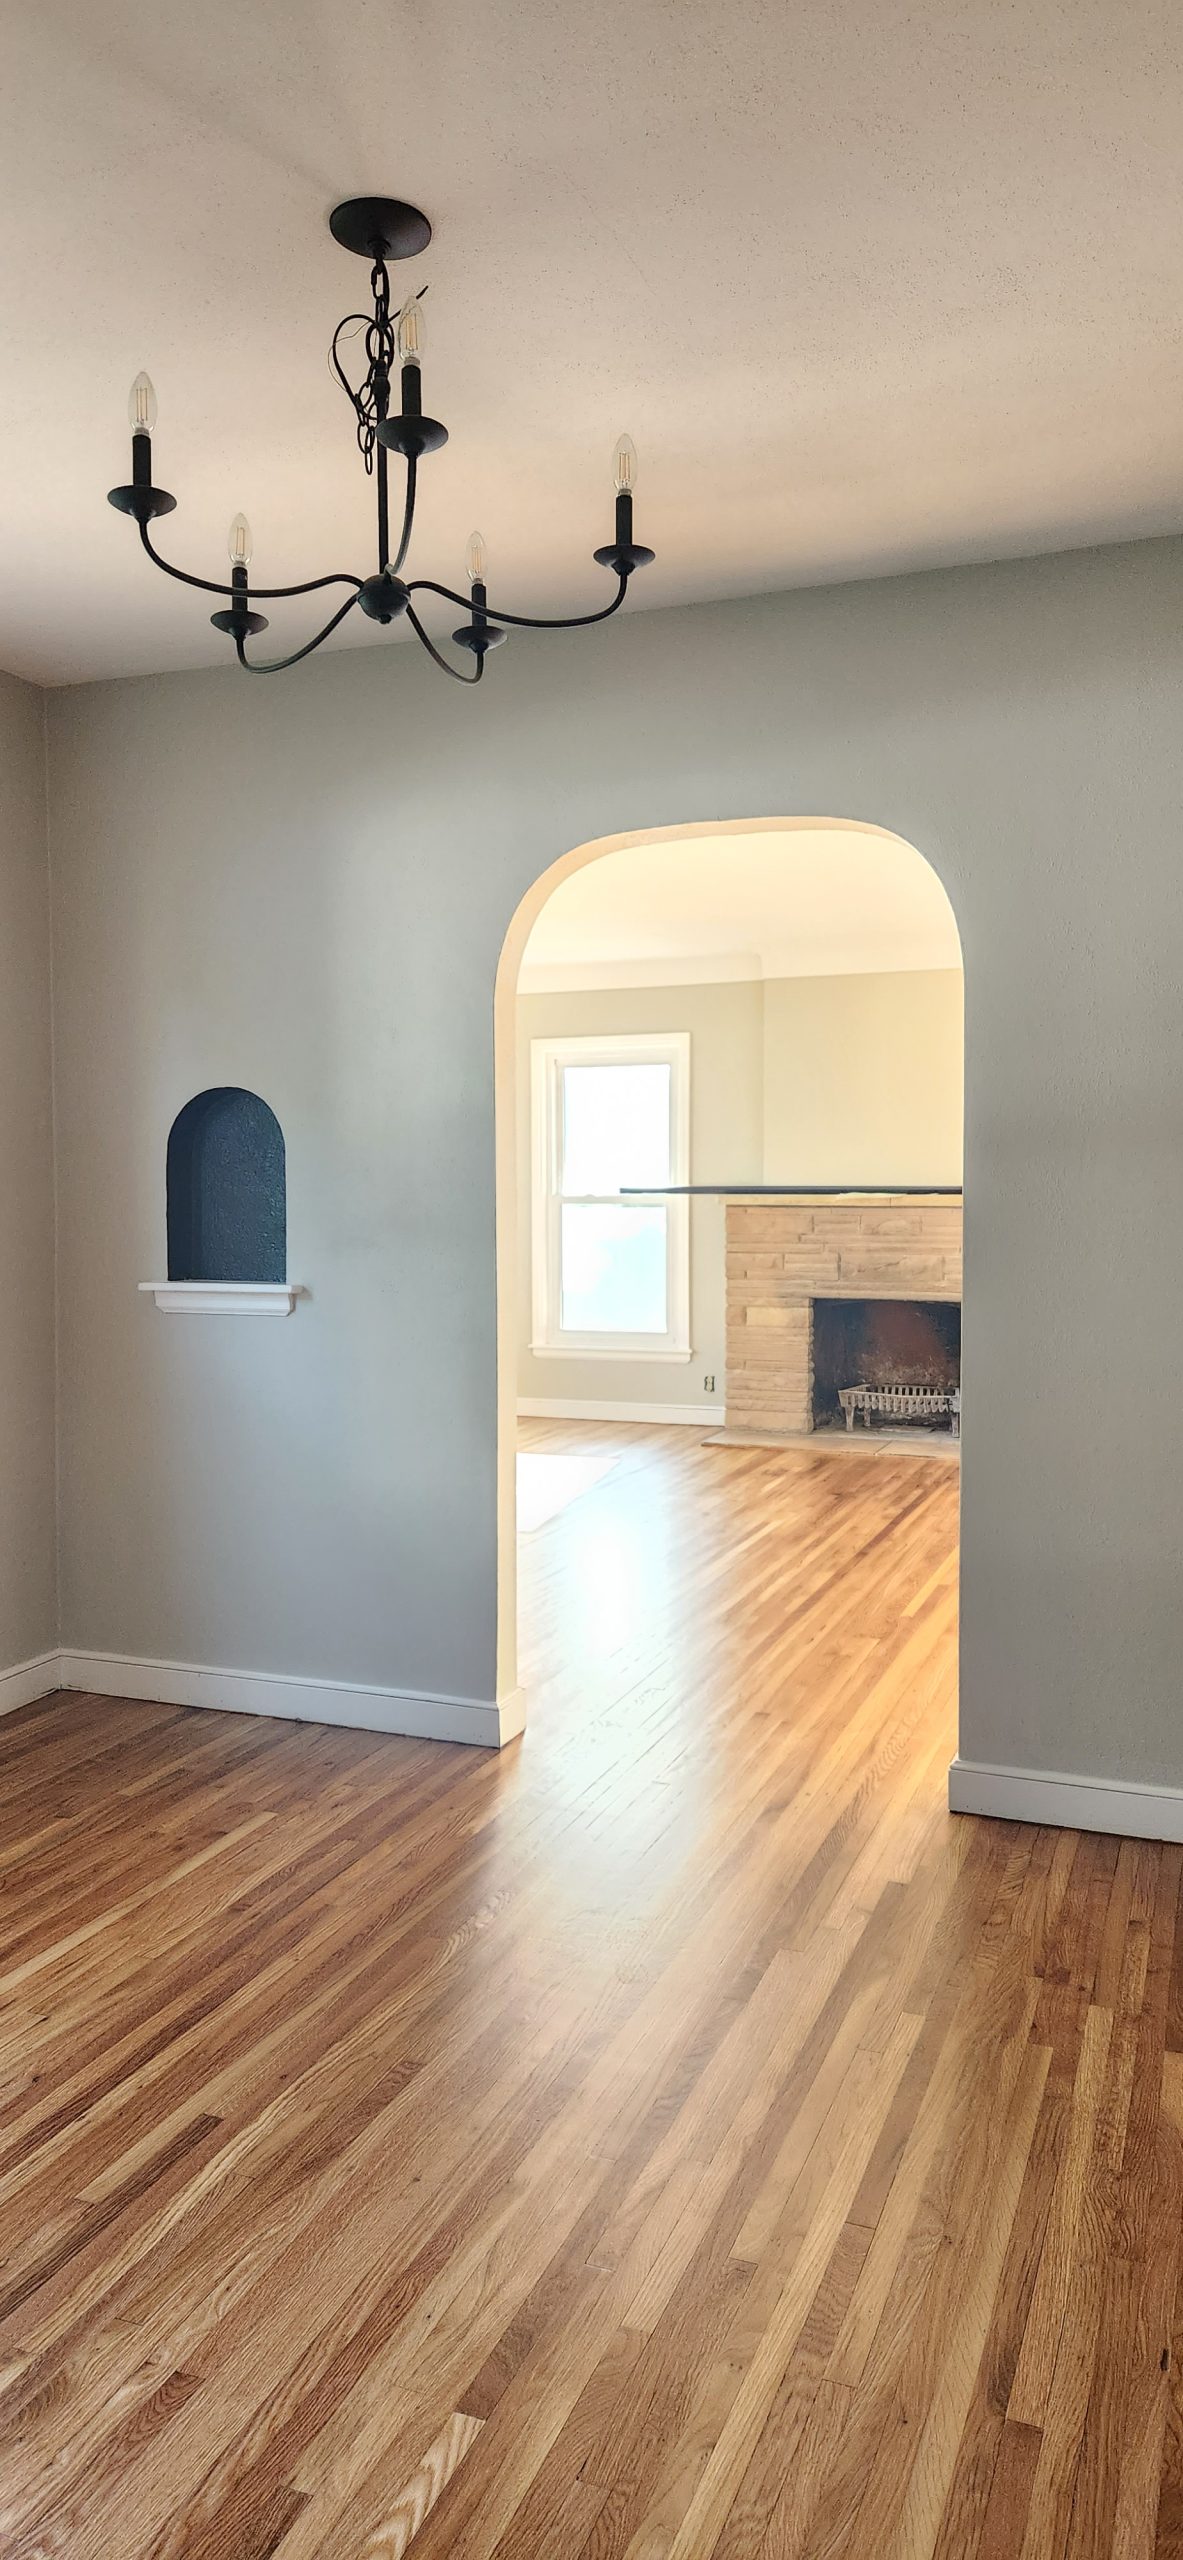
[529,1342,692,1363]
[138,1282,305,1317]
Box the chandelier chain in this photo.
[329,256,405,476]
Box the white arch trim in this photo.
[493,813,963,1715]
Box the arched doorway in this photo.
[494,816,964,1718]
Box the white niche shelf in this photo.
[139,1281,305,1317]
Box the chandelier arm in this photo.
[234,593,361,675]
[138,520,362,605]
[404,572,630,631]
[404,599,486,683]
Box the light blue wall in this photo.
[0,670,56,1670]
[45,538,1183,1782]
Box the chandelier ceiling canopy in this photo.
[108,196,654,684]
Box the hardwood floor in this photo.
[0,1421,1177,2556]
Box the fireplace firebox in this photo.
[811,1298,961,1432]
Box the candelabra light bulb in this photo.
[128,371,158,436]
[465,529,488,588]
[396,297,424,366]
[228,512,253,569]
[613,433,638,495]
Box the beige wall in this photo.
[42,534,1183,1795]
[515,968,961,1407]
[0,671,56,1672]
[516,980,763,1411]
[761,968,963,1186]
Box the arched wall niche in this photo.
[166,1086,287,1285]
[493,813,964,1708]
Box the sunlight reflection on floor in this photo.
[516,1449,620,1532]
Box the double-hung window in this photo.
[530,1032,690,1359]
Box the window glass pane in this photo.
[560,1203,668,1334]
[561,1061,671,1196]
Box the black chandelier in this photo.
[108,195,654,683]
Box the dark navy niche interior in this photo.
[166,1088,286,1284]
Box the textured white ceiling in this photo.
[518,826,962,985]
[3,1,1183,683]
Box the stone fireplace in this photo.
[724,1194,963,1435]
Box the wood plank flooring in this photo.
[0,1420,1178,2556]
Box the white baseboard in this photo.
[518,1396,726,1426]
[0,1650,63,1716]
[32,1650,521,1750]
[949,1755,1183,1843]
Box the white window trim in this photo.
[530,1031,691,1362]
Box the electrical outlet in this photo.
[704,1373,716,1394]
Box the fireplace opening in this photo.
[811,1298,961,1433]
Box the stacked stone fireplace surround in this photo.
[724,1194,963,1436]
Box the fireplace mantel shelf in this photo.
[626,1184,962,1198]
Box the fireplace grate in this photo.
[838,1383,960,1436]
